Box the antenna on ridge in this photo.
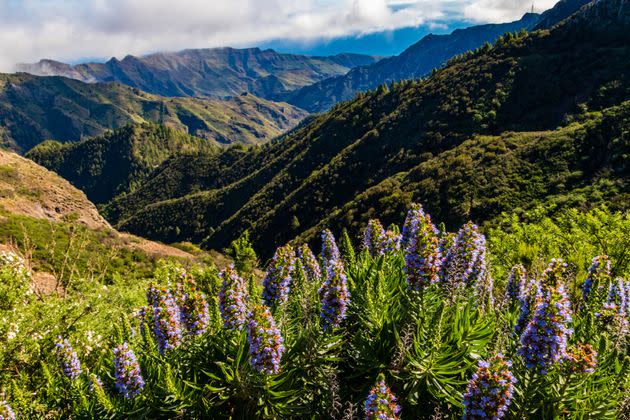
[531,3,534,13]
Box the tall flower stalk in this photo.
[179,288,210,336]
[319,257,350,329]
[321,229,341,273]
[150,286,183,354]
[505,264,526,304]
[442,222,489,290]
[402,206,442,291]
[519,259,573,373]
[463,354,515,419]
[364,375,401,420]
[113,342,145,398]
[363,219,386,257]
[262,244,296,307]
[298,244,321,283]
[246,304,285,374]
[582,255,612,304]
[218,265,248,331]
[55,336,82,380]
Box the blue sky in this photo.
[0,0,556,71]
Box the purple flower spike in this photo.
[113,342,145,398]
[319,257,350,329]
[463,354,515,419]
[364,376,401,420]
[402,205,442,290]
[298,244,321,283]
[55,336,82,380]
[262,244,296,307]
[246,304,285,374]
[519,259,573,373]
[582,255,612,304]
[321,229,341,273]
[218,265,248,331]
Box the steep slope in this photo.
[282,13,540,112]
[26,123,219,204]
[0,74,307,152]
[73,0,630,257]
[16,48,380,100]
[0,149,109,229]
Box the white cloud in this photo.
[463,0,557,22]
[0,0,555,71]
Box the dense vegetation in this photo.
[0,74,306,152]
[2,204,628,418]
[95,0,630,259]
[26,124,220,204]
[17,48,379,100]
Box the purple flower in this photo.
[401,202,423,249]
[246,304,285,374]
[298,244,321,283]
[113,342,145,398]
[381,229,402,254]
[364,376,401,420]
[55,336,82,380]
[463,354,515,419]
[321,229,341,273]
[505,265,527,304]
[563,343,597,374]
[597,278,629,337]
[88,373,104,393]
[402,206,442,290]
[262,244,296,306]
[363,219,386,256]
[218,265,248,331]
[180,289,210,336]
[582,255,612,304]
[514,277,540,336]
[442,222,488,289]
[0,400,15,420]
[149,286,183,353]
[319,257,350,329]
[519,259,573,373]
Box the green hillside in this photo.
[26,124,220,204]
[99,0,630,257]
[0,74,307,152]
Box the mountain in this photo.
[16,48,380,100]
[534,0,593,29]
[281,13,540,112]
[0,73,307,152]
[91,0,629,257]
[26,123,220,204]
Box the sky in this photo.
[0,0,558,71]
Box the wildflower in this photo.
[563,343,597,374]
[364,375,401,420]
[442,222,488,289]
[514,277,540,335]
[88,373,104,392]
[179,289,210,336]
[381,229,402,254]
[401,202,423,249]
[150,287,183,353]
[246,304,285,374]
[298,244,321,283]
[363,219,386,256]
[0,400,15,420]
[462,354,515,419]
[319,257,350,329]
[402,206,442,290]
[597,278,628,337]
[519,259,573,373]
[321,229,341,272]
[262,244,296,306]
[55,336,82,380]
[113,342,145,398]
[582,255,611,304]
[218,265,248,331]
[505,265,526,304]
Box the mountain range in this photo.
[0,73,306,152]
[16,48,380,100]
[28,0,628,258]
